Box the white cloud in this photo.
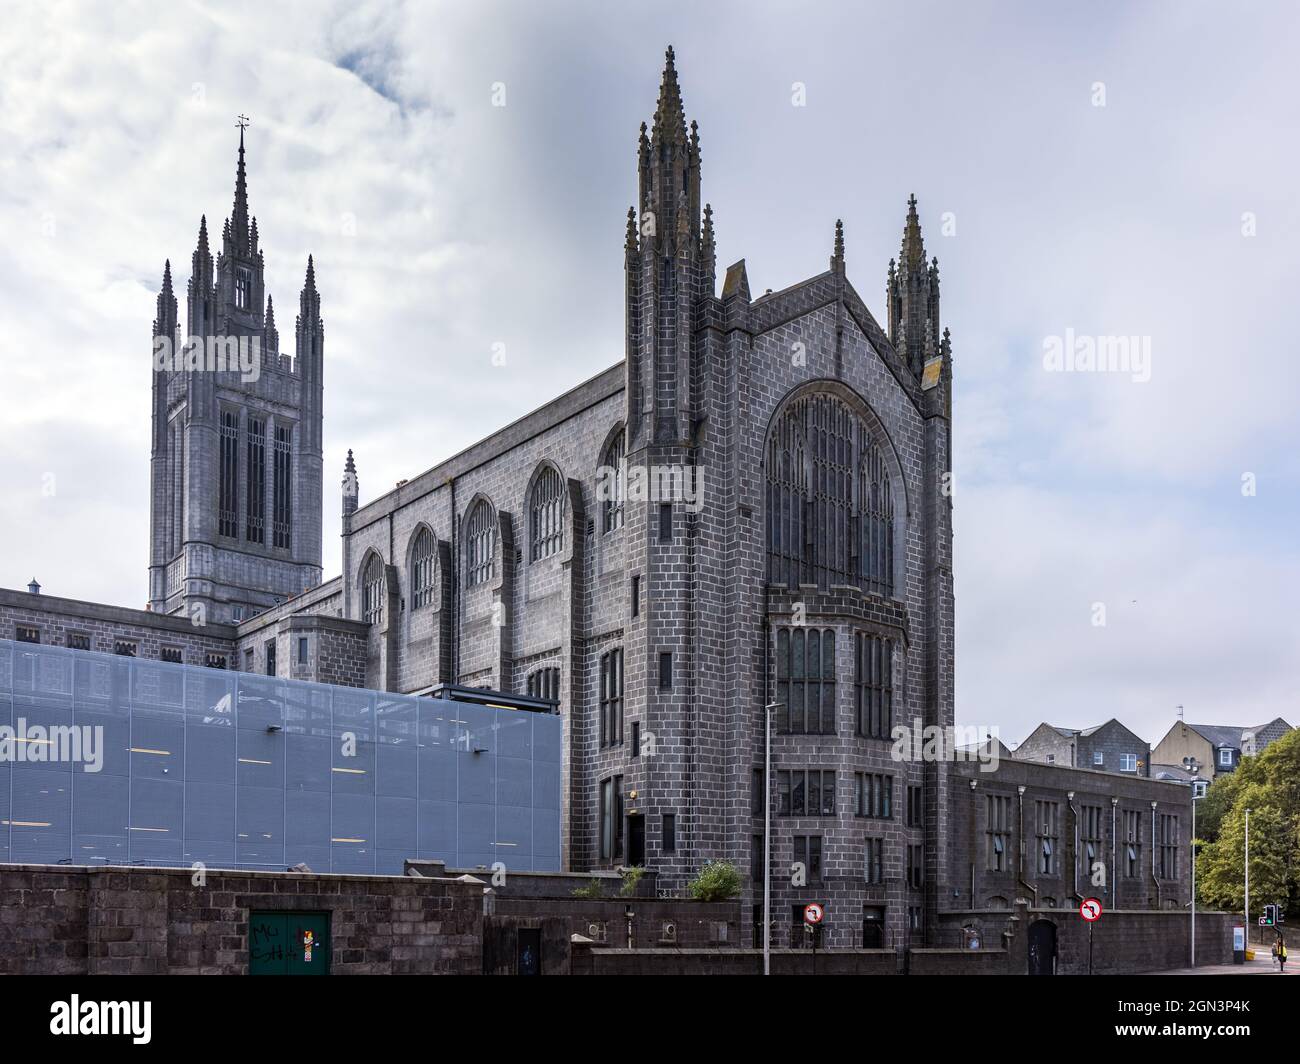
[1,0,1296,736]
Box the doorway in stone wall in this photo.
[1027,919,1057,975]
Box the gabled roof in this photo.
[1186,724,1247,750]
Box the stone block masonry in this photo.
[0,864,484,976]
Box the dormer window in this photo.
[1219,748,1233,767]
[235,266,251,309]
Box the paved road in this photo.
[1149,954,1296,976]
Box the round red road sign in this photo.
[803,902,825,925]
[1080,897,1103,922]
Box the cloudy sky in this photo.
[1,0,1296,747]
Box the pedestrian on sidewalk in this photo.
[1276,935,1288,973]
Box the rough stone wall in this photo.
[0,864,483,975]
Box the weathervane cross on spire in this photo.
[236,114,250,132]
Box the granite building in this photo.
[332,48,956,949]
[6,50,958,950]
[148,126,324,626]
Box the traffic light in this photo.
[1262,903,1277,926]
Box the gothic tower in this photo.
[148,129,324,624]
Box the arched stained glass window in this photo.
[466,500,495,587]
[601,429,626,533]
[411,527,435,608]
[362,553,385,624]
[766,393,896,596]
[530,466,565,561]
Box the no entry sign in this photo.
[803,902,824,925]
[1080,897,1103,922]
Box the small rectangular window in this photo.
[206,653,228,670]
[663,813,676,853]
[631,721,641,758]
[161,646,183,663]
[114,640,137,657]
[658,502,672,541]
[15,625,40,644]
[1093,750,1104,766]
[658,651,672,690]
[67,632,91,651]
[631,574,640,618]
[265,639,276,677]
[297,637,308,665]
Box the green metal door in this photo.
[249,911,330,975]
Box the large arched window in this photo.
[529,466,565,561]
[601,429,626,533]
[410,526,436,608]
[765,392,896,595]
[466,500,495,587]
[362,552,385,624]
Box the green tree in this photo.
[1198,785,1292,913]
[1196,769,1242,843]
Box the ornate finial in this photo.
[652,44,686,141]
[237,113,250,133]
[345,448,356,475]
[161,259,173,293]
[625,206,638,252]
[832,218,845,271]
[899,194,925,270]
[304,254,316,289]
[941,326,952,358]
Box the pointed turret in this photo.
[154,260,178,344]
[342,449,359,517]
[652,45,687,143]
[296,254,323,380]
[263,293,279,357]
[626,47,711,446]
[187,215,216,338]
[831,218,845,274]
[899,194,925,271]
[887,194,941,378]
[638,46,701,253]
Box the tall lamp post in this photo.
[1244,807,1251,948]
[1188,762,1203,968]
[763,702,783,977]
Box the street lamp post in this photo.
[1244,807,1251,948]
[1189,767,1203,968]
[763,701,782,977]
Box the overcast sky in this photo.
[1,0,1297,747]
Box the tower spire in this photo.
[230,119,251,255]
[652,45,686,142]
[887,194,941,378]
[899,193,925,270]
[831,218,845,273]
